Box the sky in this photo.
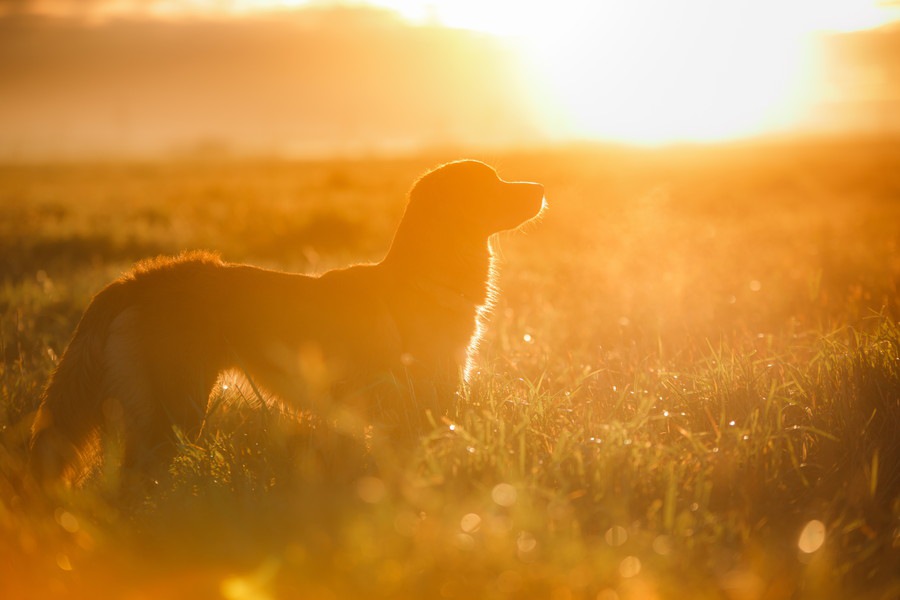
[1,0,898,159]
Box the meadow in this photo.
[0,138,898,599]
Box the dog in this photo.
[29,160,545,483]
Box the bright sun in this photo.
[369,0,899,144]
[101,0,900,145]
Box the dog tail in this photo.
[29,279,132,484]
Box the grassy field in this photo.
[1,138,898,599]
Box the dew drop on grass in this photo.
[798,520,826,553]
[652,534,672,555]
[516,531,537,553]
[460,513,481,533]
[492,483,517,507]
[356,476,386,504]
[56,554,73,571]
[55,509,79,533]
[523,333,533,343]
[662,410,670,417]
[619,556,641,578]
[604,525,628,547]
[728,420,736,427]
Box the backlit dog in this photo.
[30,160,545,483]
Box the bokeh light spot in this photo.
[356,476,387,504]
[798,519,826,553]
[460,513,482,533]
[55,554,73,571]
[517,530,538,553]
[652,534,672,555]
[56,509,80,533]
[619,555,642,578]
[604,525,628,547]
[492,483,518,507]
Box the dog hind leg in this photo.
[102,308,219,479]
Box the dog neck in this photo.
[382,227,493,307]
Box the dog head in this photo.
[405,160,545,238]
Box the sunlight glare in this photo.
[37,0,900,144]
[375,0,898,143]
[515,0,817,143]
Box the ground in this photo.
[1,138,898,599]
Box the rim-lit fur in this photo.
[29,160,545,483]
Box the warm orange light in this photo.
[373,0,899,144]
[19,0,900,146]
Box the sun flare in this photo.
[360,0,898,144]
[399,0,898,144]
[552,7,817,142]
[5,0,900,149]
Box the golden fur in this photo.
[29,160,544,483]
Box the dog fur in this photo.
[29,160,545,483]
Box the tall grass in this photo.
[1,139,898,599]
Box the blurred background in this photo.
[1,0,898,161]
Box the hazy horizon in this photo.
[1,3,899,160]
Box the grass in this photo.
[1,138,898,599]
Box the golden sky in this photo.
[370,0,900,143]
[54,0,900,33]
[1,0,898,157]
